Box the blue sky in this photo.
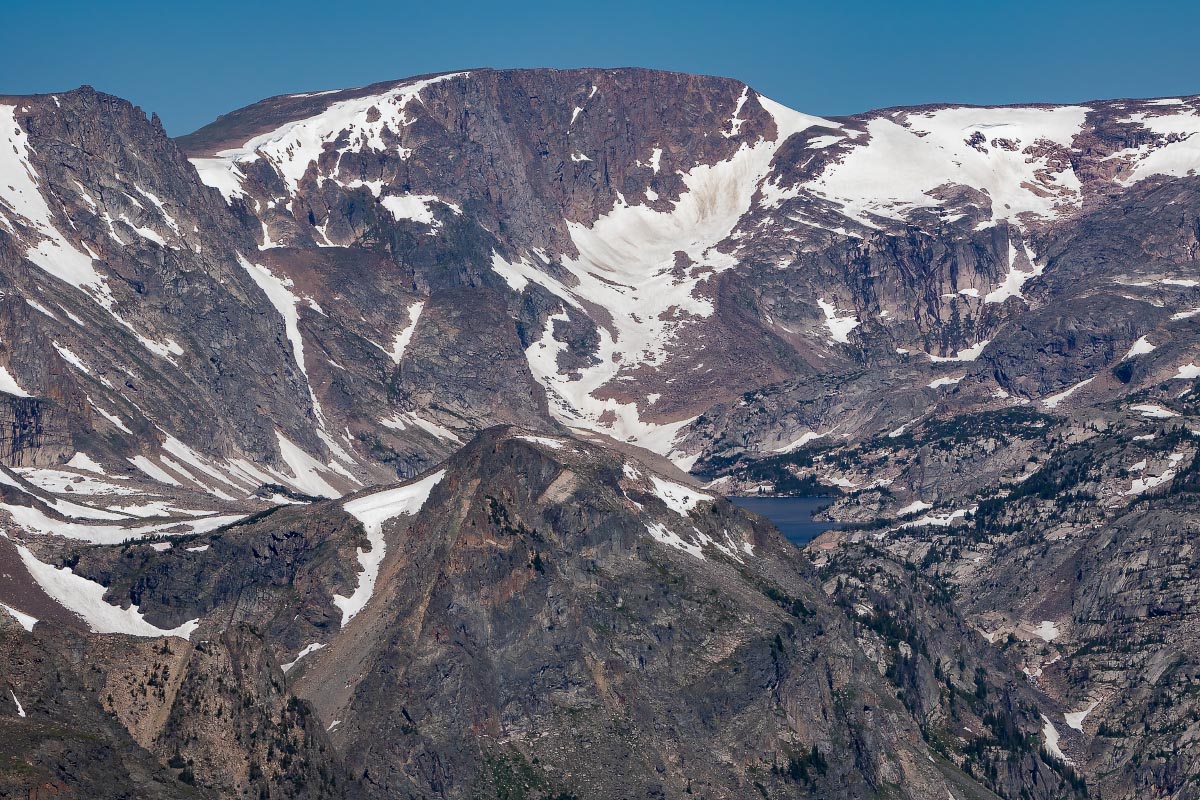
[3,0,1198,135]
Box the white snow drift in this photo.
[335,469,445,625]
[15,541,198,638]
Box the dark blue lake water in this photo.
[729,496,838,546]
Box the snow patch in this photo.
[986,241,1043,304]
[807,134,845,149]
[644,520,746,562]
[773,430,826,453]
[17,468,132,497]
[1064,699,1100,732]
[388,301,424,363]
[1041,715,1070,763]
[1110,107,1200,185]
[817,298,860,343]
[161,435,245,495]
[1033,620,1060,641]
[497,94,826,460]
[89,400,133,434]
[274,431,341,499]
[1127,470,1177,495]
[128,456,182,487]
[380,194,460,227]
[514,434,565,450]
[928,340,990,362]
[1,495,241,544]
[67,453,104,474]
[380,411,462,443]
[0,365,32,398]
[1172,363,1200,380]
[335,469,445,625]
[1,602,37,631]
[723,87,750,138]
[1131,403,1178,419]
[189,157,248,202]
[16,542,198,638]
[810,106,1089,228]
[282,642,326,673]
[645,521,705,560]
[647,475,711,517]
[900,507,973,529]
[52,343,91,377]
[0,105,116,309]
[1041,377,1094,409]
[239,255,324,423]
[203,73,468,196]
[1123,336,1155,360]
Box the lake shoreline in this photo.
[728,495,841,547]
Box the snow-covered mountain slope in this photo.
[0,68,1198,498]
[0,83,551,509]
[177,70,1200,470]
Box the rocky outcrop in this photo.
[4,427,1075,799]
[0,624,208,799]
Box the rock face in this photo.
[4,427,1082,799]
[3,70,1199,483]
[0,625,207,799]
[297,430,964,799]
[1,67,1199,799]
[176,72,1200,473]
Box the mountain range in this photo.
[2,67,1199,798]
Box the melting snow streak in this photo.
[335,469,445,625]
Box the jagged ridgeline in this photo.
[0,68,1198,798]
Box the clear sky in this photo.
[3,0,1198,135]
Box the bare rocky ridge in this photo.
[4,427,1084,799]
